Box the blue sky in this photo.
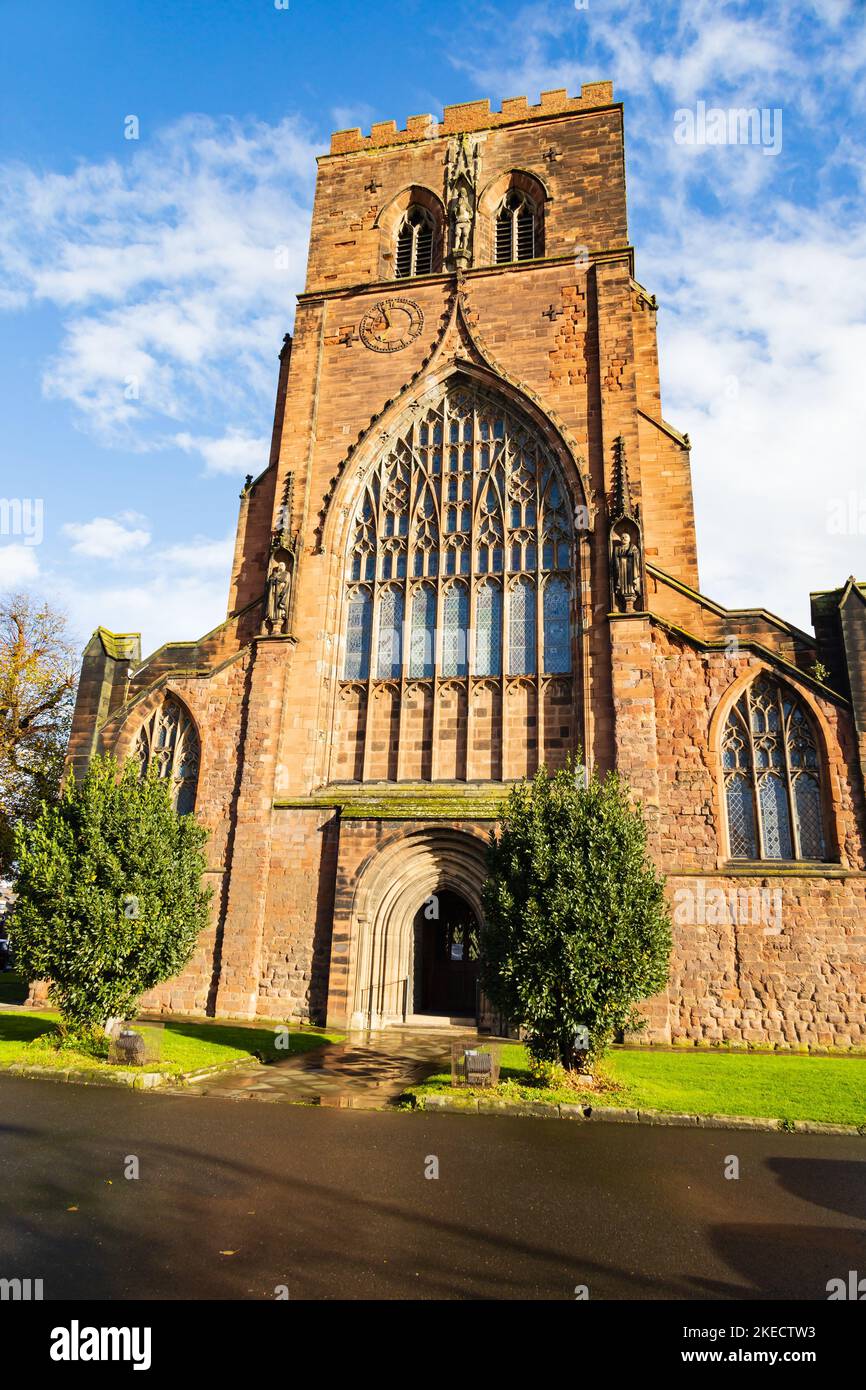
[1,0,865,653]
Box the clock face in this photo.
[359,297,424,352]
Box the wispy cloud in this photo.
[0,544,39,587]
[62,514,152,560]
[174,428,271,477]
[0,113,318,448]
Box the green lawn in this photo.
[0,1011,344,1076]
[409,1044,866,1128]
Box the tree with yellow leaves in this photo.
[0,592,77,873]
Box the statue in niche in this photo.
[445,133,479,269]
[451,184,473,259]
[611,526,641,610]
[265,558,291,633]
[262,470,300,635]
[607,435,645,614]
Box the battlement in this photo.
[328,83,615,155]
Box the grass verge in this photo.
[406,1043,866,1127]
[0,1011,344,1077]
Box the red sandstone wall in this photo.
[663,874,866,1048]
[641,623,866,1046]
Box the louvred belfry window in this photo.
[495,190,536,264]
[342,380,575,687]
[721,677,827,861]
[134,697,200,815]
[395,206,435,278]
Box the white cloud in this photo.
[174,428,271,477]
[63,515,151,560]
[0,544,39,587]
[60,571,230,656]
[157,535,235,573]
[0,114,317,445]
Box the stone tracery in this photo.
[722,676,826,861]
[336,377,579,781]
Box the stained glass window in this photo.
[134,698,200,815]
[344,587,372,680]
[442,583,469,677]
[475,581,502,677]
[409,584,435,678]
[376,587,403,679]
[543,577,570,674]
[721,677,826,860]
[726,774,758,858]
[342,378,575,687]
[509,577,536,676]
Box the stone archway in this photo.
[348,827,488,1028]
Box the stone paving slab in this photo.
[181,1026,482,1107]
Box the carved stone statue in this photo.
[612,528,641,609]
[607,435,645,614]
[451,184,473,258]
[265,558,291,634]
[445,134,479,268]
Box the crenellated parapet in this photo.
[328,84,616,156]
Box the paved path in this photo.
[1,1074,864,1300]
[185,1026,481,1106]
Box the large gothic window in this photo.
[342,379,575,687]
[721,677,827,861]
[134,697,200,815]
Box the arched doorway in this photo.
[344,826,488,1029]
[414,889,480,1019]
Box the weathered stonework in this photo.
[64,84,866,1047]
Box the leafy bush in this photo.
[481,761,671,1067]
[13,754,211,1032]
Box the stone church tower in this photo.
[68,84,866,1047]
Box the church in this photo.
[67,83,866,1048]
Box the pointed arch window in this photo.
[409,584,435,678]
[475,580,502,677]
[134,697,200,815]
[442,583,469,677]
[344,587,373,680]
[396,206,434,278]
[721,677,827,861]
[509,577,536,676]
[543,577,571,674]
[376,587,403,679]
[495,189,536,264]
[341,378,576,689]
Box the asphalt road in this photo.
[1,1075,864,1300]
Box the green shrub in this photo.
[13,754,211,1032]
[481,761,671,1067]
